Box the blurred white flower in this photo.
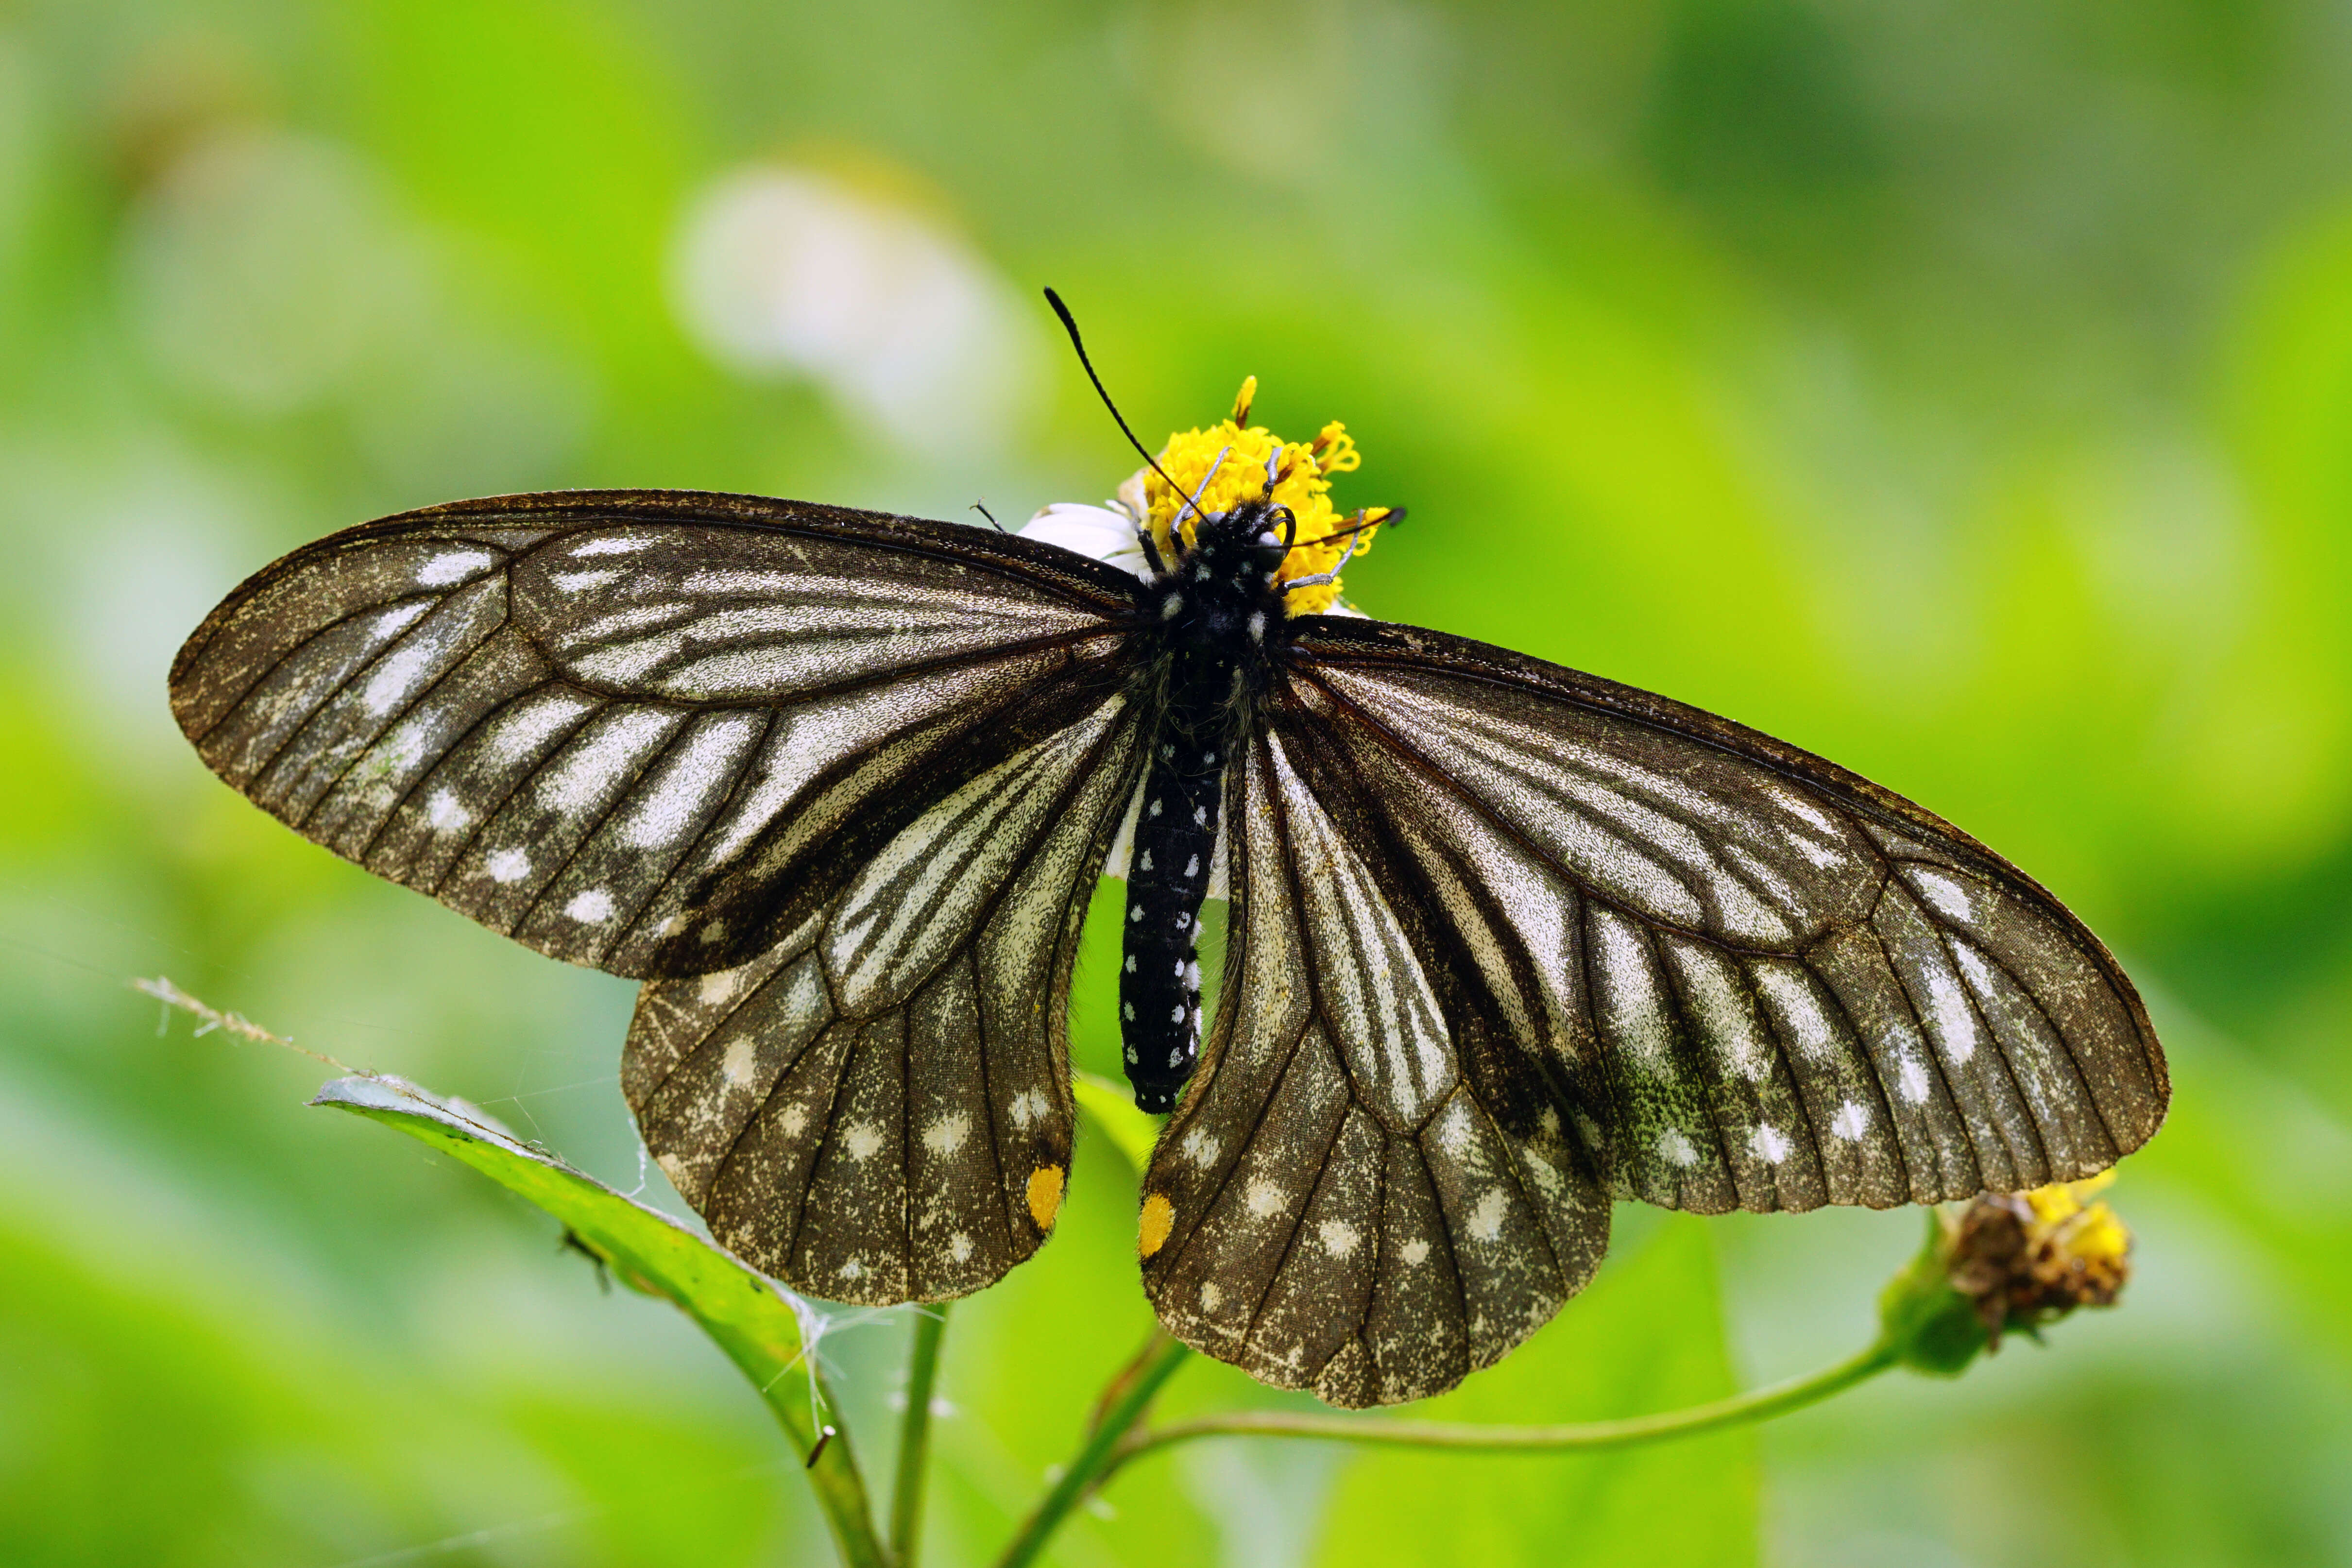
[670,166,1040,460]
[119,128,428,415]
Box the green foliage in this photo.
[313,1073,888,1567]
[5,0,2352,1563]
[1876,1215,1987,1378]
[1313,1219,1757,1568]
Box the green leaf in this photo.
[1074,1070,1161,1174]
[1308,1215,1759,1568]
[312,1073,889,1568]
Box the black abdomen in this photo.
[1120,705,1227,1113]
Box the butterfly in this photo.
[170,295,2166,1408]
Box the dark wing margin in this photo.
[168,489,1140,979]
[1275,615,2167,1217]
[1141,726,1611,1409]
[625,691,1145,1305]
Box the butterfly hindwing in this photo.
[624,693,1144,1304]
[169,490,1137,979]
[1276,617,2167,1213]
[1141,726,1611,1409]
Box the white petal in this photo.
[1021,502,1150,579]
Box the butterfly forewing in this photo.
[624,693,1144,1303]
[169,491,1138,979]
[1275,618,2166,1210]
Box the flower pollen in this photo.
[1129,378,1394,616]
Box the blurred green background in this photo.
[3,1,2350,1564]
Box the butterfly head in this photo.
[1133,379,1396,616]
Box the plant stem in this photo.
[891,1305,951,1568]
[993,1333,1192,1568]
[1108,1337,1900,1475]
[747,1360,888,1568]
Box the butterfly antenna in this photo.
[1043,288,1197,517]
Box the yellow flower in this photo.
[1129,377,1394,616]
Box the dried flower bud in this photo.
[1947,1174,2132,1346]
[1879,1174,2134,1376]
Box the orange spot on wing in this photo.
[1026,1165,1065,1231]
[1139,1192,1175,1258]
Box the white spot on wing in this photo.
[1400,1239,1430,1266]
[485,848,531,883]
[923,1113,971,1156]
[361,642,440,717]
[418,550,494,587]
[1896,1056,1931,1104]
[1593,911,1674,1065]
[373,602,431,640]
[425,789,470,830]
[1828,1100,1871,1140]
[1245,1179,1286,1218]
[537,709,678,813]
[1922,960,1979,1065]
[1752,963,1837,1061]
[1468,1186,1508,1242]
[1912,870,1976,922]
[1656,1128,1699,1167]
[620,714,760,850]
[572,534,656,557]
[552,568,624,592]
[720,1035,758,1086]
[572,633,684,685]
[1749,1124,1792,1163]
[842,1122,884,1160]
[486,692,597,765]
[1771,787,1842,839]
[1318,1220,1360,1257]
[563,887,615,922]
